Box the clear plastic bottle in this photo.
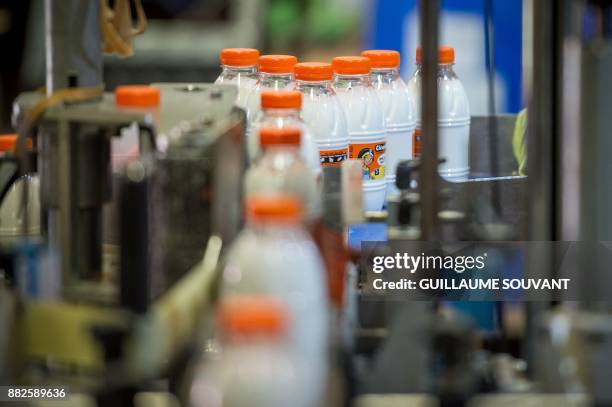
[332,56,387,211]
[407,46,471,180]
[244,127,321,222]
[190,296,309,407]
[362,50,415,196]
[0,135,40,245]
[221,195,329,407]
[249,90,321,178]
[214,48,260,109]
[294,62,349,168]
[244,55,298,140]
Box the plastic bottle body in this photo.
[244,73,295,139]
[221,224,329,407]
[244,146,321,221]
[370,68,415,195]
[191,340,308,407]
[249,108,321,177]
[407,64,471,180]
[214,65,259,109]
[333,74,386,211]
[0,174,40,244]
[295,80,350,168]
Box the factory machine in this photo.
[1,0,612,406]
[1,1,247,405]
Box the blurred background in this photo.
[0,0,524,133]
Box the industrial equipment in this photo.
[1,0,612,406]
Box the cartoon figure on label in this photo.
[358,148,375,180]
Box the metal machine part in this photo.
[44,0,102,94]
[13,93,145,291]
[419,0,441,241]
[149,83,246,296]
[385,115,527,241]
[5,0,248,399]
[536,308,612,404]
[12,83,243,301]
[525,1,612,400]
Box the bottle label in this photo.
[320,148,349,168]
[349,141,386,180]
[413,128,422,158]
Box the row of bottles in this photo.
[215,47,471,212]
[194,79,330,404]
[190,192,330,406]
[194,46,473,406]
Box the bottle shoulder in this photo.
[374,78,415,127]
[405,72,470,121]
[333,84,385,134]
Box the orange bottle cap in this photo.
[261,90,302,109]
[416,46,455,65]
[332,56,371,75]
[220,48,260,66]
[115,85,160,108]
[218,296,288,339]
[294,62,333,81]
[259,55,298,74]
[245,194,304,224]
[362,50,401,68]
[259,127,301,147]
[0,134,32,152]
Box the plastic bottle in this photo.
[407,46,471,180]
[190,296,309,407]
[294,62,349,169]
[0,135,40,245]
[332,56,386,211]
[362,50,415,196]
[249,90,321,177]
[214,48,260,109]
[244,55,298,141]
[221,195,328,406]
[244,127,321,222]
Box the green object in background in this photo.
[266,0,303,49]
[265,0,358,49]
[305,0,357,43]
[513,108,528,175]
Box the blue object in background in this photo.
[365,0,523,114]
[348,223,388,252]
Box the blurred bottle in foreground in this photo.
[221,195,329,406]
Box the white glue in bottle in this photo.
[221,195,329,407]
[332,56,387,211]
[214,48,260,109]
[408,46,471,180]
[294,62,350,169]
[362,50,415,195]
[249,90,321,178]
[244,55,297,146]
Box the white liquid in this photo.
[371,68,416,195]
[296,81,350,168]
[191,341,309,407]
[214,66,258,109]
[407,64,471,180]
[244,146,322,221]
[222,223,329,407]
[333,74,387,211]
[249,109,322,178]
[244,73,294,136]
